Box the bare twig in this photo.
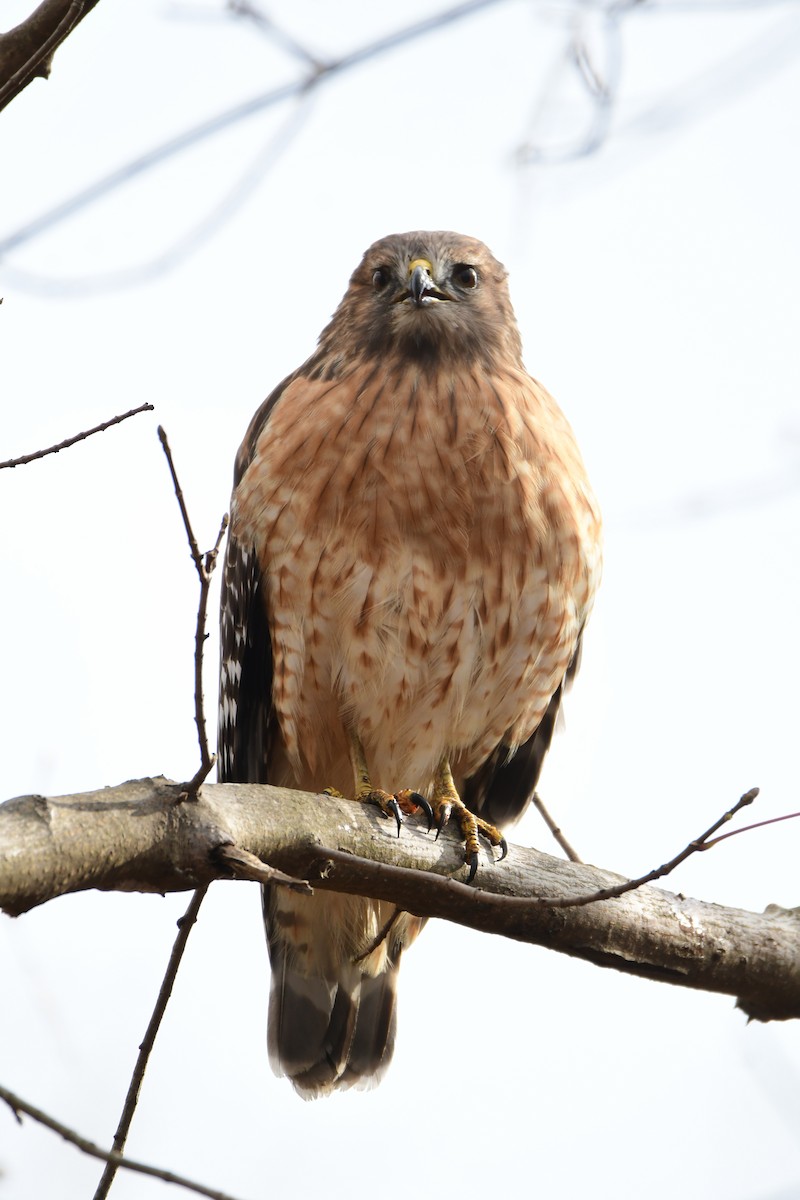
[0,1079,242,1200]
[0,402,154,469]
[703,808,800,848]
[92,431,225,1196]
[91,886,209,1200]
[532,791,582,862]
[157,425,228,784]
[227,0,323,68]
[157,425,203,567]
[527,787,760,909]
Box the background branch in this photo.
[0,402,154,469]
[1,777,797,1022]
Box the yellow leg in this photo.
[323,731,433,836]
[431,757,508,882]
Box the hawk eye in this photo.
[454,264,478,289]
[372,266,390,291]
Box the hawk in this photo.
[218,231,601,1098]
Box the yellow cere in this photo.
[408,258,433,275]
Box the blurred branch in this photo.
[0,1082,243,1200]
[1,776,798,1021]
[0,402,154,469]
[0,0,506,260]
[0,0,101,113]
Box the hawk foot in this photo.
[432,761,508,883]
[324,784,433,837]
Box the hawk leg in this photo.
[324,731,433,836]
[431,757,508,883]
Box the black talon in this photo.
[466,851,479,884]
[435,802,451,841]
[497,836,508,862]
[410,791,434,832]
[387,796,404,837]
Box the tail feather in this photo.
[264,886,416,1099]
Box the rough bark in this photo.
[1,776,798,1022]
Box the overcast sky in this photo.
[2,2,800,1198]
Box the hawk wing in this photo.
[218,381,288,786]
[462,633,584,828]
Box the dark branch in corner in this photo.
[0,0,102,114]
[0,1082,243,1200]
[0,402,154,469]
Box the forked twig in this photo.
[91,887,209,1200]
[157,425,228,787]
[0,1080,242,1200]
[91,430,230,1196]
[535,787,760,909]
[0,403,154,468]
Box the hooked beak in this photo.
[406,257,449,307]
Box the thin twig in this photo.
[157,426,228,782]
[227,0,323,68]
[533,787,760,908]
[354,908,402,963]
[0,403,154,469]
[0,1078,242,1200]
[532,791,582,862]
[702,808,799,847]
[157,425,203,569]
[91,886,209,1200]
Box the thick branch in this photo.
[1,777,798,1022]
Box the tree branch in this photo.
[1,777,798,1022]
[0,402,154,469]
[157,425,228,785]
[0,1082,245,1200]
[91,886,209,1200]
[0,0,102,114]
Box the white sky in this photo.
[2,2,800,1198]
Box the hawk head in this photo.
[315,231,524,374]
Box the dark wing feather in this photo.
[462,631,584,828]
[218,535,274,785]
[218,374,297,786]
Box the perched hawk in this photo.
[219,231,601,1098]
